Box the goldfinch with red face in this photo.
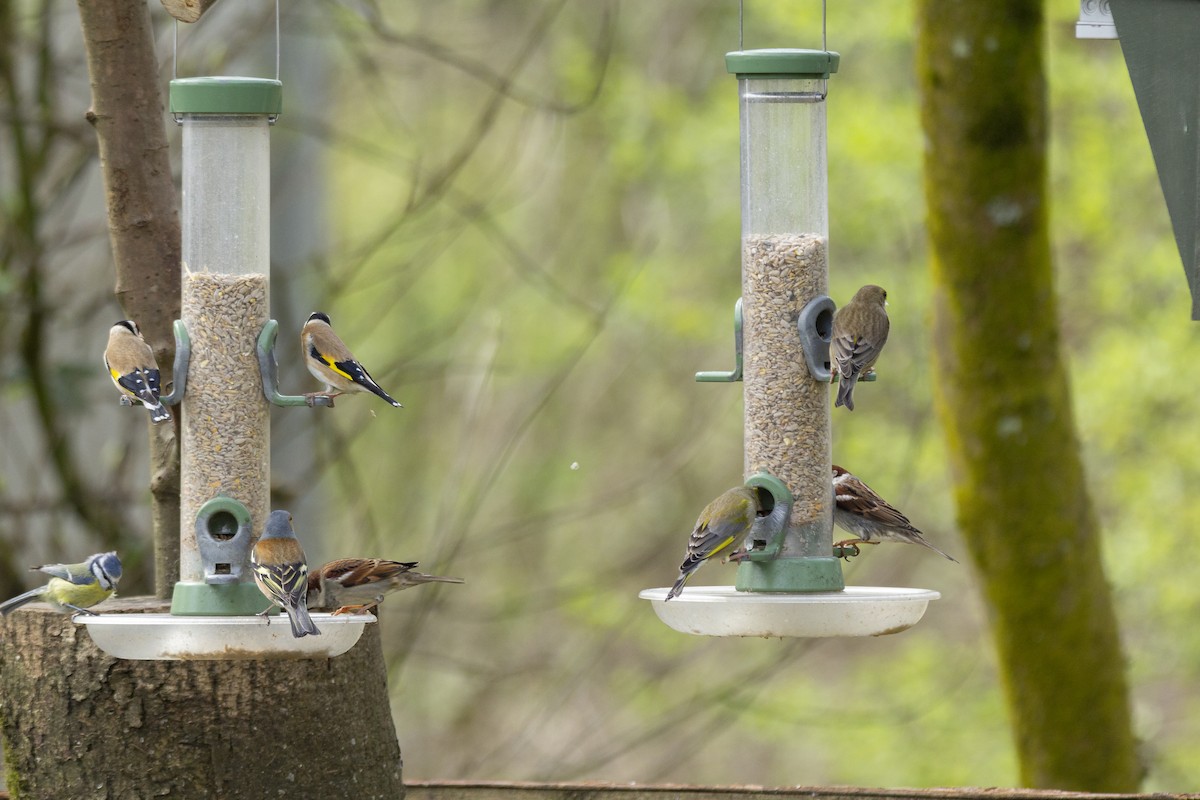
[301,312,401,408]
[251,510,321,638]
[307,558,464,615]
[104,320,171,423]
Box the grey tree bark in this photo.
[77,0,182,598]
[0,600,404,798]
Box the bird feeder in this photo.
[80,76,370,659]
[642,48,939,637]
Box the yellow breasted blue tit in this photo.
[666,486,761,600]
[0,551,123,618]
[831,285,889,412]
[104,320,171,424]
[307,558,464,615]
[301,312,402,408]
[251,510,321,638]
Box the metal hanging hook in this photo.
[737,0,830,97]
[173,0,282,84]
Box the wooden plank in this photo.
[405,780,1200,800]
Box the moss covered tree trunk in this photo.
[915,0,1141,791]
[0,600,404,798]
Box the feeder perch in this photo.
[82,75,363,659]
[258,319,334,407]
[695,297,743,382]
[642,45,940,638]
[159,320,191,406]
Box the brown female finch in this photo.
[832,465,957,561]
[831,285,889,411]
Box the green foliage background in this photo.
[3,0,1198,790]
[295,0,1197,790]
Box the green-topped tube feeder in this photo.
[642,47,938,637]
[79,76,370,659]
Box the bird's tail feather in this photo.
[665,573,690,601]
[918,538,958,563]
[286,602,322,637]
[414,574,465,585]
[835,374,856,410]
[367,382,402,408]
[0,587,45,616]
[146,401,171,424]
[665,555,704,600]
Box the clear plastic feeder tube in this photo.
[173,78,281,591]
[730,49,839,569]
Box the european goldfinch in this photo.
[0,551,123,618]
[666,486,762,600]
[832,465,957,561]
[307,558,464,615]
[301,312,401,408]
[251,510,321,638]
[831,285,890,411]
[104,320,171,423]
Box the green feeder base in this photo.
[736,556,845,593]
[171,581,274,616]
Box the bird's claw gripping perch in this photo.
[833,541,862,561]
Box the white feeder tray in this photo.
[77,612,375,660]
[639,585,940,638]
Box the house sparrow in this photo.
[832,465,956,561]
[251,510,321,637]
[831,285,889,411]
[307,558,464,615]
[104,320,171,423]
[0,552,123,618]
[301,312,401,407]
[666,485,762,600]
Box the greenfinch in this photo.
[666,486,760,600]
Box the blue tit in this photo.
[666,486,761,600]
[831,285,889,412]
[301,312,401,408]
[0,551,123,618]
[104,320,171,424]
[251,510,321,638]
[307,558,464,615]
[833,465,957,561]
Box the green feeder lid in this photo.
[726,48,840,79]
[170,77,283,115]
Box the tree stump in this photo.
[0,598,403,799]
